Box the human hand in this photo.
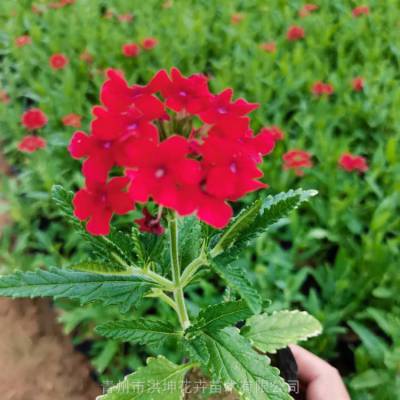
[290,344,351,400]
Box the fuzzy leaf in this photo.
[97,356,192,400]
[210,258,262,314]
[0,267,152,312]
[69,261,129,274]
[182,335,210,365]
[189,300,253,333]
[96,319,180,346]
[188,328,291,400]
[178,216,202,268]
[243,310,322,353]
[212,189,317,259]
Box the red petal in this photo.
[206,167,236,199]
[68,131,93,158]
[197,195,233,229]
[72,189,95,220]
[86,209,113,235]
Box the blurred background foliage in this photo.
[0,0,399,399]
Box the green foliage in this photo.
[69,261,128,274]
[0,267,152,312]
[211,258,262,314]
[96,319,180,346]
[212,189,318,260]
[98,356,192,400]
[185,327,291,400]
[188,300,253,333]
[242,310,322,353]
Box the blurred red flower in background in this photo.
[352,77,364,92]
[73,177,134,235]
[0,90,10,104]
[299,4,319,18]
[15,35,32,47]
[118,14,134,23]
[62,113,82,128]
[352,6,369,17]
[18,135,47,153]
[122,43,140,57]
[80,50,94,64]
[260,42,276,53]
[283,149,313,176]
[259,126,285,142]
[339,153,368,172]
[21,108,48,130]
[141,37,158,50]
[287,26,305,41]
[312,81,334,96]
[49,53,69,69]
[231,13,245,24]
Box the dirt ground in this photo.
[0,153,101,400]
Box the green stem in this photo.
[180,253,208,287]
[168,212,191,330]
[130,267,174,291]
[146,289,178,312]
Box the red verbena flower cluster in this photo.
[69,68,277,235]
[287,26,305,41]
[352,6,369,18]
[312,81,334,96]
[49,53,69,70]
[21,108,48,130]
[283,149,313,176]
[299,4,319,18]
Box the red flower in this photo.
[283,150,313,176]
[80,50,94,64]
[122,43,140,57]
[259,126,285,142]
[352,6,369,17]
[312,81,334,96]
[299,4,318,17]
[62,113,82,128]
[118,13,134,23]
[339,153,368,173]
[73,177,134,235]
[201,136,266,201]
[287,26,305,41]
[21,108,48,130]
[128,135,202,214]
[259,42,276,53]
[0,90,10,104]
[352,77,364,92]
[100,69,165,116]
[231,13,245,25]
[18,135,47,153]
[141,37,158,50]
[199,88,258,124]
[135,208,165,235]
[15,35,32,47]
[156,67,211,114]
[49,53,69,70]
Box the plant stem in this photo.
[130,267,174,291]
[180,253,208,287]
[146,289,178,312]
[168,212,191,330]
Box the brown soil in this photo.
[0,298,102,400]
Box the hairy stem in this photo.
[130,267,174,291]
[180,252,208,287]
[169,212,191,329]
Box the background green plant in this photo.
[0,0,399,399]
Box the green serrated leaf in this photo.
[189,300,253,333]
[97,356,193,400]
[182,335,210,365]
[69,261,129,274]
[0,267,152,312]
[179,216,202,268]
[96,319,180,346]
[212,189,317,260]
[243,311,322,353]
[211,199,262,257]
[211,259,262,314]
[194,328,291,400]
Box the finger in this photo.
[289,344,336,383]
